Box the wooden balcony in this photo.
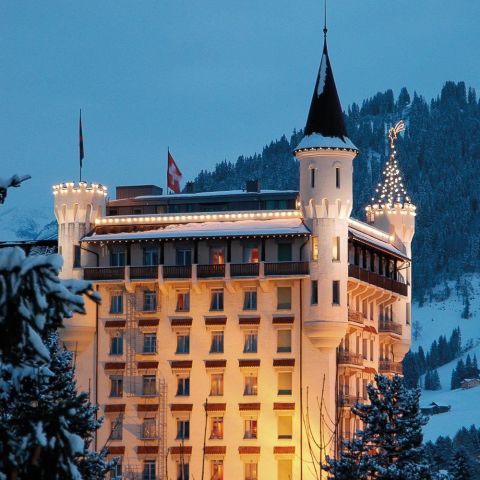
[163,265,192,279]
[130,266,158,280]
[348,264,408,296]
[230,263,260,277]
[197,264,225,278]
[348,310,365,325]
[83,267,125,281]
[379,360,403,375]
[337,351,364,367]
[379,320,403,336]
[264,261,309,276]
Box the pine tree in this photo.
[451,449,471,480]
[324,375,432,479]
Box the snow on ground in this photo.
[412,275,480,441]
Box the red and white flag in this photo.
[167,150,182,193]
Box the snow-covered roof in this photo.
[83,218,310,242]
[295,133,357,151]
[349,226,409,260]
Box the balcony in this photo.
[130,266,158,280]
[83,267,125,281]
[264,262,309,276]
[379,320,403,336]
[337,350,364,367]
[162,265,192,279]
[348,264,408,296]
[348,310,365,325]
[338,394,357,407]
[379,360,403,375]
[197,264,225,278]
[230,263,260,277]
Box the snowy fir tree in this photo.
[324,374,432,480]
[425,369,441,390]
[0,246,102,479]
[451,449,472,480]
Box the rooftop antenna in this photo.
[323,0,328,38]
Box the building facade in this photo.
[53,34,415,480]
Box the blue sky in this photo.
[1,0,479,209]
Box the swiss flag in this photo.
[167,150,182,193]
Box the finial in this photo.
[323,0,328,38]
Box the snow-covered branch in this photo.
[0,174,31,204]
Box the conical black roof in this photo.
[304,39,348,139]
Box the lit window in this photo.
[143,290,157,312]
[243,244,260,263]
[245,462,258,480]
[176,376,190,396]
[176,290,190,312]
[176,249,192,266]
[210,417,224,439]
[110,292,123,314]
[311,280,318,305]
[143,246,159,266]
[243,289,257,310]
[277,329,292,353]
[243,330,258,353]
[176,333,190,354]
[278,415,293,439]
[244,375,258,396]
[211,460,224,480]
[110,333,123,355]
[143,460,156,480]
[142,375,157,396]
[332,236,341,261]
[244,419,258,439]
[278,372,292,395]
[277,287,292,310]
[210,331,224,354]
[142,417,157,439]
[332,281,340,305]
[110,416,122,440]
[210,289,224,311]
[143,333,157,354]
[176,419,190,440]
[210,373,224,396]
[110,376,123,398]
[210,247,225,264]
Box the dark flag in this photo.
[79,110,84,168]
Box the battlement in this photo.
[52,181,108,196]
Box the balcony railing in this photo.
[348,310,365,325]
[130,266,158,280]
[338,394,357,407]
[163,265,192,279]
[348,264,408,296]
[83,267,125,281]
[264,261,309,276]
[337,351,364,367]
[379,360,403,374]
[197,264,225,278]
[379,320,403,336]
[230,263,260,277]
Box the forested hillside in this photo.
[193,82,480,302]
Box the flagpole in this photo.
[166,147,169,195]
[79,109,84,183]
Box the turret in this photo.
[294,33,358,349]
[53,181,107,278]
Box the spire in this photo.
[371,121,412,207]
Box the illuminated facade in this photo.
[54,34,414,480]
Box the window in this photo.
[210,331,224,354]
[244,375,258,396]
[278,372,292,395]
[210,289,224,311]
[176,291,190,312]
[243,330,258,353]
[110,250,126,267]
[243,244,260,263]
[176,333,190,354]
[176,419,190,440]
[311,280,318,305]
[363,379,368,400]
[243,289,257,310]
[176,248,192,266]
[142,375,157,396]
[143,290,157,312]
[310,167,315,188]
[312,236,319,261]
[245,462,258,480]
[278,459,292,480]
[244,419,258,439]
[370,339,374,361]
[110,376,123,398]
[110,416,122,440]
[111,460,122,480]
[110,292,123,314]
[143,417,157,439]
[73,245,81,268]
[143,460,156,480]
[210,247,225,264]
[277,243,292,262]
[210,416,224,439]
[210,373,224,396]
[332,236,341,261]
[277,287,292,310]
[176,376,190,396]
[277,329,292,353]
[332,280,340,305]
[278,415,293,439]
[177,463,189,480]
[110,333,123,355]
[143,246,159,266]
[362,338,368,360]
[211,460,224,480]
[406,302,411,325]
[336,167,341,188]
[143,333,157,354]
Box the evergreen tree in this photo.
[451,449,471,480]
[425,370,441,390]
[324,375,432,479]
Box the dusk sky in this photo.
[1,0,479,210]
